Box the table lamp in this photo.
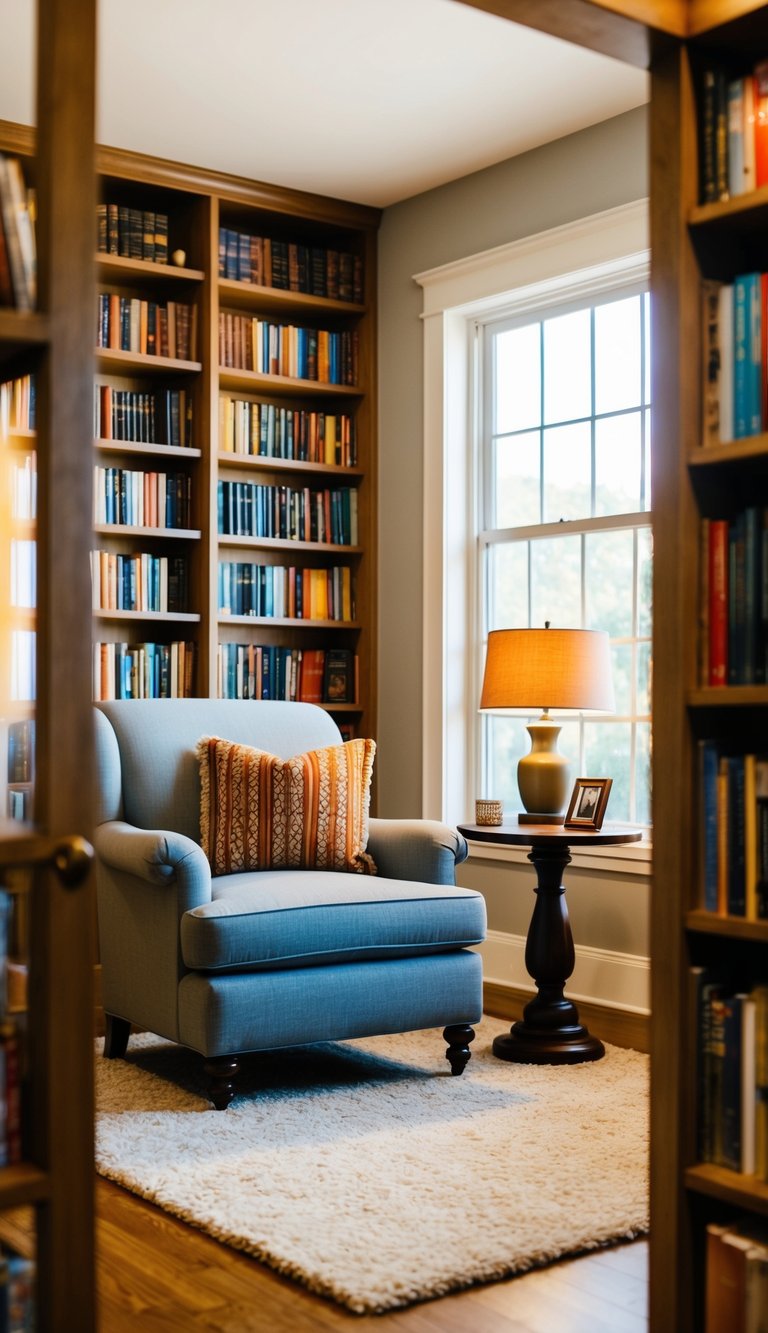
[479,623,615,824]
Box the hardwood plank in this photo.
[83,1179,648,1332]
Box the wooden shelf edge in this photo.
[96,254,205,282]
[218,616,360,629]
[688,685,768,707]
[217,452,362,478]
[0,1163,49,1209]
[217,537,361,554]
[689,183,768,228]
[93,525,201,540]
[0,310,50,346]
[92,610,201,623]
[689,435,768,465]
[96,439,202,459]
[686,909,768,940]
[218,368,362,398]
[685,1163,768,1214]
[219,278,365,316]
[96,349,202,374]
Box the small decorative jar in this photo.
[475,798,503,826]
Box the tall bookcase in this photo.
[649,5,768,1331]
[57,144,377,743]
[0,0,97,1328]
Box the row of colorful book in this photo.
[0,154,35,312]
[700,60,768,204]
[90,551,189,614]
[97,293,197,362]
[93,466,192,530]
[217,480,358,545]
[97,202,169,265]
[218,227,363,303]
[218,399,356,467]
[702,274,768,446]
[92,640,195,701]
[699,510,768,687]
[695,972,768,1177]
[698,743,768,919]
[706,1217,768,1333]
[217,645,357,705]
[218,562,353,623]
[218,312,358,385]
[95,386,194,448]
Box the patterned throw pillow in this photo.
[197,735,377,876]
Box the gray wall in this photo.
[376,107,650,968]
[376,105,648,818]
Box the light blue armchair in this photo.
[93,700,486,1107]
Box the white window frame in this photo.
[414,199,650,865]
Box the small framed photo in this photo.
[563,777,612,831]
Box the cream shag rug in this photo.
[95,1016,649,1314]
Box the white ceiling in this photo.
[0,0,648,209]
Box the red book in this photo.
[755,62,768,188]
[299,649,325,703]
[709,518,729,685]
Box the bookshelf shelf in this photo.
[684,1163,768,1214]
[96,439,202,460]
[97,254,205,285]
[218,278,365,318]
[93,610,201,623]
[686,910,768,941]
[217,536,362,555]
[217,453,363,479]
[219,615,361,630]
[218,368,362,398]
[96,349,202,375]
[93,524,201,540]
[0,1165,49,1210]
[0,311,50,358]
[687,685,768,706]
[688,434,768,465]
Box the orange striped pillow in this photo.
[197,735,377,876]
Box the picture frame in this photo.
[563,777,612,831]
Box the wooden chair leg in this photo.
[443,1023,476,1076]
[103,1013,131,1059]
[204,1055,240,1110]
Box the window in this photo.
[478,288,652,826]
[415,199,649,831]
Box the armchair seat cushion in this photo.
[180,872,486,973]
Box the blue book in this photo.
[720,992,745,1171]
[726,755,747,915]
[733,273,762,438]
[699,740,720,912]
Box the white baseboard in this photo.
[476,929,650,1015]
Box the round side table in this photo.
[457,821,642,1065]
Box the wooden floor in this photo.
[87,1181,648,1332]
[0,1180,648,1332]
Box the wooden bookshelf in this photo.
[648,5,768,1331]
[0,0,98,1327]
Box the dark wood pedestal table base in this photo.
[457,822,642,1065]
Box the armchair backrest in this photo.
[94,699,342,842]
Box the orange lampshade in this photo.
[480,627,615,714]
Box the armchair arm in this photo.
[93,821,212,910]
[366,818,468,886]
